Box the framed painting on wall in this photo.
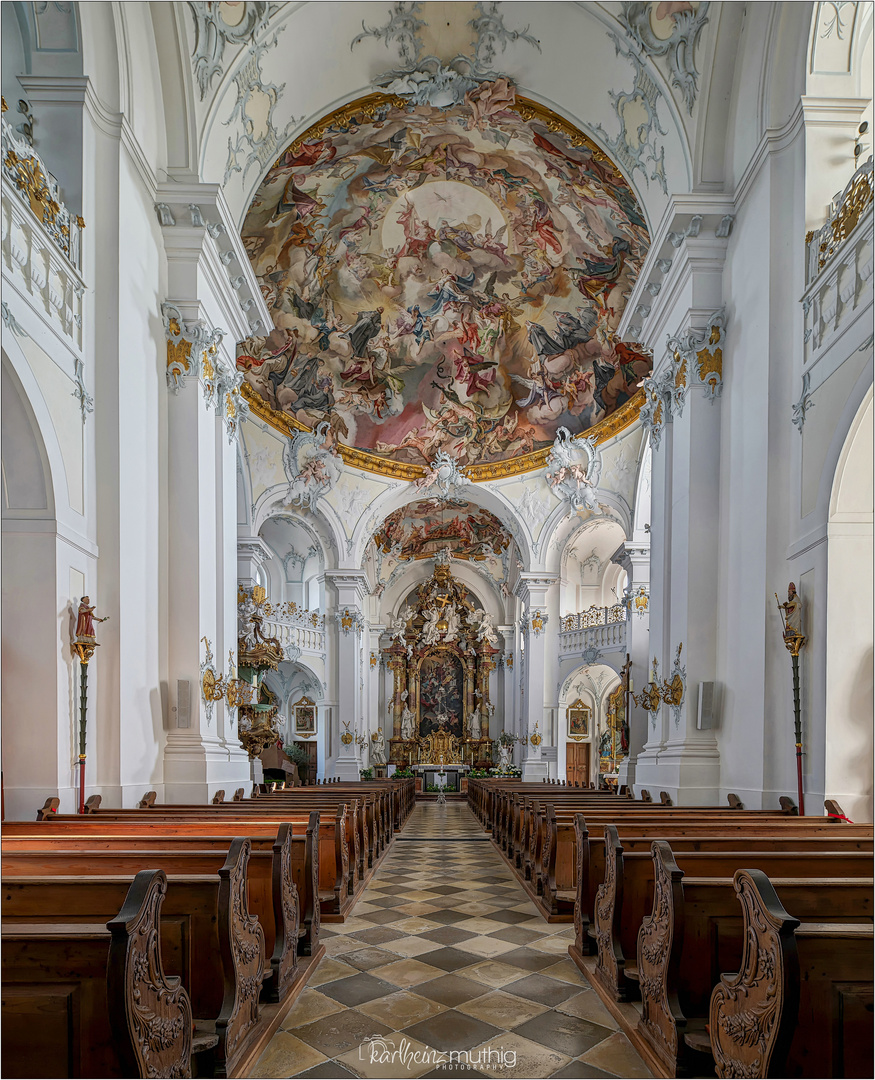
[294,696,317,737]
[567,699,591,740]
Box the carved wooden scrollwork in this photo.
[573,814,590,954]
[267,822,300,1002]
[308,811,321,948]
[106,868,193,1079]
[349,799,361,895]
[636,842,686,1070]
[334,804,349,907]
[216,838,265,1070]
[593,825,626,1000]
[710,869,800,1079]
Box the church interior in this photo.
[1,2,873,1078]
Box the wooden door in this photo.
[305,741,318,781]
[566,743,590,787]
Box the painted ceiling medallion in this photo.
[237,86,651,479]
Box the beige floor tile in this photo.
[579,1030,654,1076]
[469,1031,570,1079]
[250,1031,327,1078]
[392,917,442,935]
[338,916,378,934]
[358,990,447,1029]
[456,958,526,988]
[539,958,591,988]
[456,989,549,1029]
[458,935,518,958]
[528,934,575,955]
[454,917,511,935]
[398,890,442,901]
[308,957,357,986]
[376,958,447,988]
[457,901,507,917]
[556,989,620,1030]
[337,1034,444,1078]
[279,988,345,1030]
[394,901,442,917]
[382,935,443,958]
[323,935,369,956]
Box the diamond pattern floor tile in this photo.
[251,802,652,1080]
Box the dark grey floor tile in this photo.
[422,946,481,972]
[318,971,399,1007]
[403,1009,503,1053]
[503,974,580,1008]
[514,1011,613,1057]
[293,1062,357,1079]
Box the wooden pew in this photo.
[3,813,321,957]
[709,868,874,1079]
[3,840,265,1077]
[2,869,195,1079]
[588,824,873,1004]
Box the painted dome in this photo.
[238,86,652,478]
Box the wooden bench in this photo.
[709,868,874,1079]
[3,870,200,1079]
[4,812,322,955]
[3,838,265,1077]
[587,824,873,1004]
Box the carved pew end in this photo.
[779,795,799,815]
[233,787,245,801]
[36,796,60,820]
[727,792,744,809]
[137,790,157,808]
[659,791,673,806]
[212,789,225,804]
[825,798,850,821]
[640,789,653,803]
[83,794,102,813]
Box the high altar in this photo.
[384,554,497,769]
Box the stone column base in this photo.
[521,758,549,782]
[334,756,361,781]
[634,742,720,805]
[163,733,251,804]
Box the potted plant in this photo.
[283,742,311,784]
[360,767,374,780]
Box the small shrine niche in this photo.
[384,554,498,768]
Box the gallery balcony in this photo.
[802,156,873,380]
[260,602,326,660]
[558,603,627,663]
[1,102,85,352]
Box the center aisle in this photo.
[252,803,653,1080]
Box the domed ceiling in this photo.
[238,87,652,479]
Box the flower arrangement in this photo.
[359,767,374,780]
[393,767,414,778]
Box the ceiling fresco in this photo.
[237,86,652,477]
[374,499,512,563]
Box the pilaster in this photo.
[325,570,368,780]
[516,573,559,780]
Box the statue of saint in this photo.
[444,602,461,642]
[371,727,387,766]
[401,705,416,741]
[469,707,481,740]
[421,607,442,646]
[75,597,108,642]
[779,582,804,639]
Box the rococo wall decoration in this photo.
[237,84,652,479]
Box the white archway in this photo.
[825,388,873,822]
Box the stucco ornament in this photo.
[187,1,272,99]
[355,1,541,108]
[467,608,498,647]
[282,421,342,510]
[545,428,602,512]
[161,303,225,394]
[413,450,470,500]
[71,358,94,422]
[791,371,815,434]
[617,2,711,114]
[595,32,668,194]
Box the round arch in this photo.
[824,387,873,823]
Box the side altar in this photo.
[383,553,498,770]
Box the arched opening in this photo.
[825,388,873,822]
[1,354,70,818]
[558,662,622,787]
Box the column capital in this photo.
[514,573,559,606]
[324,570,370,607]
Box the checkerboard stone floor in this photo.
[252,803,653,1079]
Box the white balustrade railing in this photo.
[806,157,873,287]
[1,109,84,270]
[559,604,627,657]
[262,603,326,655]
